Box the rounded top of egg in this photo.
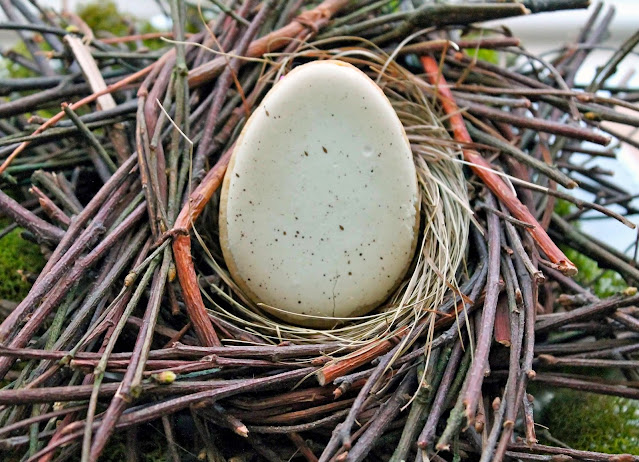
[219,60,420,327]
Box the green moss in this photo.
[554,198,627,298]
[77,1,163,50]
[465,47,499,65]
[76,1,131,38]
[0,42,56,119]
[561,247,627,298]
[0,42,37,80]
[461,32,499,65]
[0,227,45,301]
[554,198,574,217]
[542,390,639,454]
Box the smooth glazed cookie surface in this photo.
[219,60,419,326]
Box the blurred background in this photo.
[9,0,632,83]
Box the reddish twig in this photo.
[420,55,577,276]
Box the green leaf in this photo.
[465,47,499,65]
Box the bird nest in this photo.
[197,44,470,346]
[0,1,639,462]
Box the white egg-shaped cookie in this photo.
[219,60,419,327]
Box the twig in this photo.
[462,195,502,425]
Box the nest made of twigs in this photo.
[194,42,471,348]
[3,1,639,461]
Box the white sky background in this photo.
[2,0,639,250]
